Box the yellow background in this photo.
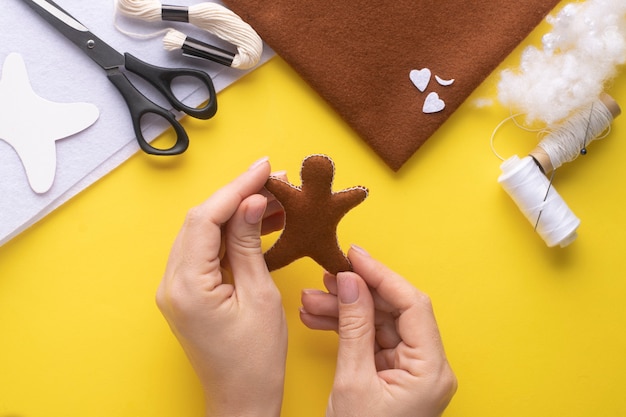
[2,5,626,416]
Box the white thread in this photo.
[163,29,187,50]
[116,0,162,21]
[113,24,170,40]
[115,0,263,70]
[494,94,620,247]
[491,96,616,167]
[113,0,168,39]
[189,2,262,69]
[489,112,535,161]
[498,155,580,247]
[535,98,614,171]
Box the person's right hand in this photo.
[300,245,457,417]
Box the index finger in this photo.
[348,246,447,357]
[171,158,271,284]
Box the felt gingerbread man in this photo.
[264,154,368,274]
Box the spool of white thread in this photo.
[115,0,263,70]
[499,155,580,247]
[529,94,621,174]
[498,93,620,247]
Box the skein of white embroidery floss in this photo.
[115,0,263,70]
[497,93,621,247]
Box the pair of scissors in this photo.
[21,0,217,155]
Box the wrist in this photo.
[205,388,283,417]
[208,403,282,417]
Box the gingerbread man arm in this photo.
[332,186,369,212]
[263,177,299,271]
[265,177,298,203]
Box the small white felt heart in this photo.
[409,68,431,92]
[423,92,445,113]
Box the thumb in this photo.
[335,272,377,379]
[225,193,271,283]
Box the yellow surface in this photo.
[2,10,626,417]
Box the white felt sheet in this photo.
[0,0,274,245]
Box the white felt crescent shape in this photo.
[0,53,100,194]
[435,75,455,86]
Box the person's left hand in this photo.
[156,157,288,417]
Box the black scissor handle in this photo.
[107,69,189,155]
[123,53,218,120]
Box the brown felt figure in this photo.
[264,154,368,274]
[222,0,561,171]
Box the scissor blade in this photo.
[21,0,125,70]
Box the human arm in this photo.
[300,245,457,417]
[156,158,288,417]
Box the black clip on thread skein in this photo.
[180,37,235,67]
[161,5,236,67]
[162,5,190,22]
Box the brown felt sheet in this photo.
[222,0,561,171]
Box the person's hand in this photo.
[157,157,288,417]
[300,245,457,417]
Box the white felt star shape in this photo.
[0,53,99,194]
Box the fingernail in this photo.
[244,196,267,224]
[249,156,269,171]
[337,273,359,304]
[302,289,326,295]
[350,244,371,257]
